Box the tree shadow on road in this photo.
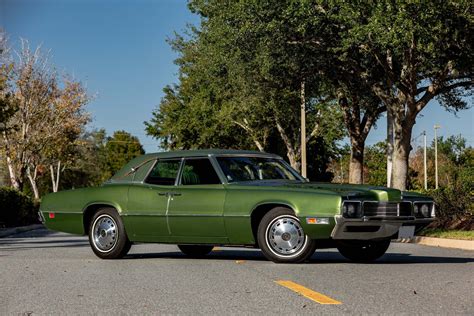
[0,234,89,251]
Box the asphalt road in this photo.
[1,229,473,315]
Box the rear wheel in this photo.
[336,239,390,262]
[88,208,131,259]
[257,207,316,263]
[178,245,214,257]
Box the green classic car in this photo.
[39,149,435,263]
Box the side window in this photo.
[180,158,221,185]
[145,159,181,185]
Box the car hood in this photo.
[231,180,402,201]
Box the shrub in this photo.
[421,184,473,230]
[0,187,39,228]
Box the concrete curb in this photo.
[0,224,44,238]
[397,236,474,251]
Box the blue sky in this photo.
[1,0,473,153]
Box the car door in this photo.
[125,158,182,241]
[167,157,228,243]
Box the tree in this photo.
[363,142,387,187]
[146,0,345,173]
[103,131,144,178]
[1,40,90,198]
[0,30,17,135]
[337,1,473,190]
[410,135,473,190]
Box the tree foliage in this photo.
[1,39,90,199]
[334,1,473,189]
[145,0,347,177]
[103,130,145,178]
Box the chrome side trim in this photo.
[43,211,83,215]
[121,213,249,217]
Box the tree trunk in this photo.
[391,120,413,191]
[386,111,394,187]
[287,152,301,172]
[275,120,301,172]
[349,140,364,184]
[6,155,21,190]
[50,161,61,192]
[26,166,40,200]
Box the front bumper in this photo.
[331,215,434,240]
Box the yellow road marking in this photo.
[235,260,245,264]
[212,247,222,252]
[275,280,342,305]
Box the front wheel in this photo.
[336,239,391,263]
[257,207,316,263]
[88,208,131,259]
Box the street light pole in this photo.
[434,125,441,189]
[423,131,427,190]
[300,80,307,178]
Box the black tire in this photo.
[178,245,214,257]
[257,207,316,263]
[88,208,132,259]
[336,239,391,263]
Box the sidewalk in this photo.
[0,224,44,238]
[397,236,474,251]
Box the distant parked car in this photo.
[39,150,435,263]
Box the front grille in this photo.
[362,202,412,217]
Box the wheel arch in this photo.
[82,202,122,235]
[250,202,297,246]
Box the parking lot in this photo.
[1,228,473,314]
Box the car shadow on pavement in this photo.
[310,251,474,264]
[124,249,474,264]
[126,249,269,261]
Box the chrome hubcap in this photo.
[266,216,305,256]
[92,215,118,252]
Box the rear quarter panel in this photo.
[40,184,129,235]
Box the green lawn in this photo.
[419,229,474,240]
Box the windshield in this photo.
[216,156,302,183]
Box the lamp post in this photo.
[434,125,441,189]
[423,131,427,190]
[300,80,307,178]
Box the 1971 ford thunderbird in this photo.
[39,150,435,263]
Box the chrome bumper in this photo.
[331,215,434,240]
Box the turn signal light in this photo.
[306,217,329,225]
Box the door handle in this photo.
[157,192,182,197]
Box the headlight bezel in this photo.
[341,200,362,218]
[413,201,435,218]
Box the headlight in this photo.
[421,204,430,217]
[413,204,419,216]
[342,201,362,218]
[413,202,434,218]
